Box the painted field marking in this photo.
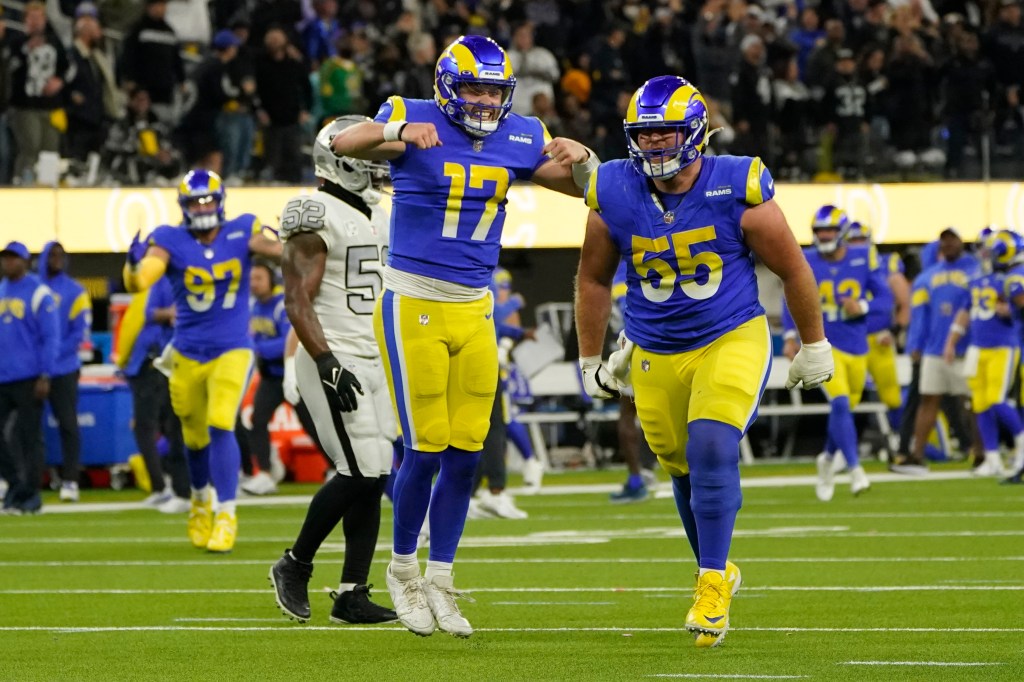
[839,661,1004,667]
[0,625,1022,634]
[648,675,807,679]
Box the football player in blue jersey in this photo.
[782,208,888,501]
[944,229,1024,477]
[846,222,910,433]
[575,75,833,648]
[123,170,282,552]
[891,227,980,475]
[331,35,597,637]
[989,230,1024,483]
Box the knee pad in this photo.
[685,419,742,516]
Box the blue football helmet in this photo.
[623,75,710,179]
[846,221,872,244]
[434,35,516,137]
[988,229,1024,271]
[178,169,225,231]
[811,205,850,255]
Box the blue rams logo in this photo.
[641,359,651,373]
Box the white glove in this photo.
[283,356,300,405]
[785,339,835,390]
[607,331,635,385]
[579,355,623,399]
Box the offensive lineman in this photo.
[269,117,398,625]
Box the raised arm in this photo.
[331,120,439,161]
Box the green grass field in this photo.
[2,464,1023,681]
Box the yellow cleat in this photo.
[693,561,741,648]
[687,569,735,649]
[187,498,213,549]
[206,510,238,553]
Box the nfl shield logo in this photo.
[641,359,651,373]
[419,314,429,325]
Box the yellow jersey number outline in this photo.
[184,258,243,313]
[971,286,999,322]
[631,226,723,303]
[819,278,862,322]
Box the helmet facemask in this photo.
[625,117,707,179]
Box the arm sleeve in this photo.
[66,289,92,347]
[905,282,930,354]
[34,288,60,376]
[865,251,890,304]
[256,300,290,360]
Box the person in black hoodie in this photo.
[254,26,311,183]
[820,48,870,178]
[941,29,994,178]
[8,1,69,183]
[65,13,107,162]
[119,0,184,122]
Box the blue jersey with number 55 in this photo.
[374,97,550,288]
[148,214,260,361]
[586,155,773,353]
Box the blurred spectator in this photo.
[508,22,559,116]
[983,0,1024,154]
[164,0,212,45]
[559,52,592,105]
[772,55,815,178]
[65,11,112,163]
[691,0,738,103]
[886,33,943,170]
[8,1,69,184]
[821,48,870,178]
[0,8,11,185]
[589,23,631,125]
[850,0,893,51]
[384,10,420,62]
[860,44,892,160]
[302,0,341,67]
[941,29,995,177]
[393,32,436,101]
[806,18,846,90]
[103,87,180,183]
[250,0,304,47]
[730,34,774,160]
[255,26,312,183]
[215,29,257,181]
[119,0,184,122]
[558,93,594,146]
[0,241,58,514]
[531,91,562,136]
[318,37,365,121]
[37,241,90,502]
[789,6,825,80]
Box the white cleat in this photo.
[972,453,1006,478]
[850,465,871,496]
[59,482,80,503]
[477,490,528,519]
[269,450,287,483]
[241,471,278,496]
[385,564,435,637]
[424,574,474,638]
[141,490,173,507]
[521,457,545,493]
[466,497,495,520]
[829,452,847,476]
[815,452,835,502]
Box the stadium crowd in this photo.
[0,0,1022,185]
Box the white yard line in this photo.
[648,676,808,680]
[839,661,1003,667]
[0,625,1022,634]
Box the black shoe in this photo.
[1001,469,1024,485]
[269,550,313,622]
[329,584,398,624]
[18,492,42,515]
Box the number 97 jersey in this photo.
[279,189,389,358]
[586,155,773,353]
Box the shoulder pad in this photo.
[279,196,328,241]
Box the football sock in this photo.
[391,552,419,579]
[392,447,440,556]
[686,420,742,572]
[337,583,356,593]
[340,476,387,586]
[887,407,903,434]
[671,474,700,562]
[993,403,1023,436]
[427,447,481,564]
[383,440,404,502]
[186,445,210,490]
[425,560,453,582]
[977,408,1000,453]
[506,420,534,459]
[698,568,724,578]
[191,485,211,503]
[208,427,240,503]
[627,473,644,489]
[290,473,358,564]
[216,500,236,515]
[829,396,859,469]
[824,430,836,457]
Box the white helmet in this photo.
[313,116,389,204]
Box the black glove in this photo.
[315,351,363,412]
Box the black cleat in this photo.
[1001,469,1024,485]
[329,584,399,624]
[269,550,314,622]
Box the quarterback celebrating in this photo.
[269,116,398,625]
[124,170,282,552]
[574,76,832,647]
[332,35,598,637]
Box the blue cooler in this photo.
[44,379,135,467]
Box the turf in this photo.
[2,464,1023,681]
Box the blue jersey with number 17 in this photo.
[148,214,261,361]
[374,97,550,288]
[586,155,773,353]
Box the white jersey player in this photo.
[269,116,398,625]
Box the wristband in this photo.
[950,323,966,336]
[383,120,408,142]
[571,148,600,189]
